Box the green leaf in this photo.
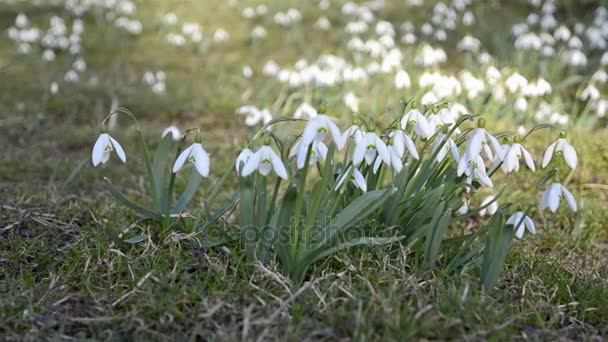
[172,169,203,214]
[199,191,238,231]
[480,214,513,291]
[313,187,396,250]
[124,235,147,244]
[104,178,161,220]
[239,174,256,260]
[200,233,238,248]
[152,134,174,211]
[272,185,298,266]
[423,202,452,267]
[303,235,405,267]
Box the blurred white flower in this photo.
[162,125,181,141]
[541,183,577,212]
[542,136,577,170]
[394,70,411,89]
[507,212,536,239]
[479,196,498,217]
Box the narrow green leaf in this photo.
[104,178,161,220]
[172,169,203,214]
[303,235,405,270]
[481,214,513,290]
[423,202,452,267]
[152,134,174,211]
[124,235,147,244]
[316,188,397,248]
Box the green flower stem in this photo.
[291,144,313,259]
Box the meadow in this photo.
[0,0,607,340]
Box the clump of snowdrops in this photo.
[91,102,579,289]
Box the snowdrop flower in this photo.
[16,13,29,28]
[251,26,267,39]
[292,140,328,168]
[515,97,528,113]
[373,143,403,173]
[562,49,587,67]
[457,35,481,53]
[457,200,469,215]
[236,106,272,127]
[336,166,367,192]
[391,130,419,160]
[49,82,59,95]
[579,85,600,102]
[92,132,126,166]
[400,107,434,139]
[235,148,254,175]
[314,16,331,30]
[343,92,360,113]
[479,195,498,217]
[293,103,318,120]
[432,133,460,163]
[173,141,210,177]
[342,124,364,144]
[353,132,391,171]
[213,29,230,43]
[162,125,181,141]
[542,133,577,170]
[595,99,607,118]
[505,72,528,94]
[394,70,411,89]
[541,183,577,212]
[591,69,607,83]
[299,114,344,151]
[461,155,494,188]
[457,119,503,176]
[241,145,288,179]
[242,65,253,79]
[506,212,536,239]
[502,140,535,174]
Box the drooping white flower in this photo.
[293,103,318,119]
[92,133,127,166]
[506,212,536,239]
[457,121,503,176]
[162,125,181,141]
[236,106,273,127]
[241,145,288,179]
[502,142,535,174]
[296,115,343,169]
[391,130,419,160]
[353,132,391,171]
[463,155,494,188]
[432,133,460,163]
[343,92,360,113]
[457,200,469,215]
[394,69,411,89]
[173,142,210,177]
[479,195,498,217]
[292,140,328,168]
[541,183,577,212]
[335,166,367,192]
[542,135,577,170]
[235,148,254,175]
[342,125,364,144]
[400,108,434,139]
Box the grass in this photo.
[1,0,607,340]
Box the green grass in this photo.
[1,0,607,339]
